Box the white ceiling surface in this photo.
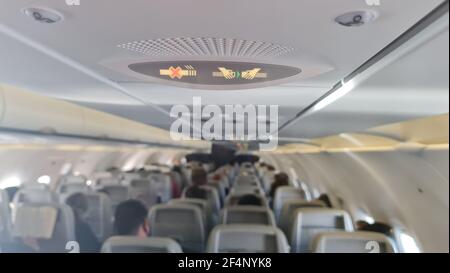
[0,0,446,139]
[281,21,449,139]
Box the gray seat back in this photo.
[291,208,354,253]
[62,191,113,242]
[99,185,129,211]
[207,224,289,253]
[207,182,226,206]
[221,206,275,226]
[311,231,397,253]
[128,179,158,208]
[82,192,113,242]
[12,203,75,252]
[230,185,264,195]
[169,198,210,231]
[279,200,326,235]
[101,236,183,253]
[148,173,172,203]
[273,186,308,221]
[13,187,58,205]
[224,193,268,207]
[149,204,205,252]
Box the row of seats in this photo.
[0,163,397,253]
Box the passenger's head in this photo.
[172,165,182,173]
[269,172,289,198]
[65,192,88,217]
[114,200,149,237]
[358,221,393,237]
[191,167,207,186]
[211,173,222,181]
[356,220,369,230]
[274,172,289,185]
[237,194,263,206]
[317,193,333,208]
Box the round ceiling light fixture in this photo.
[335,10,378,27]
[21,7,64,24]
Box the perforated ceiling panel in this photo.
[117,37,294,58]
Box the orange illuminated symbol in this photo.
[160,65,197,79]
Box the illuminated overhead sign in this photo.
[213,67,267,80]
[160,65,197,79]
[129,61,301,87]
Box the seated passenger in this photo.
[114,200,150,237]
[269,172,289,199]
[237,194,263,206]
[356,220,394,237]
[184,167,208,200]
[65,193,101,253]
[317,193,333,208]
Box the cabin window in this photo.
[0,176,22,189]
[311,188,320,199]
[37,175,51,185]
[397,231,421,253]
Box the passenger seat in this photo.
[101,236,183,253]
[290,208,354,253]
[148,172,172,203]
[311,231,397,253]
[62,191,113,242]
[224,193,268,207]
[12,203,75,252]
[278,200,326,235]
[98,185,129,212]
[128,179,158,208]
[148,204,205,252]
[207,224,290,253]
[12,185,58,205]
[273,186,308,221]
[220,206,276,226]
[169,198,211,232]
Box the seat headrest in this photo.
[294,208,354,229]
[99,185,128,201]
[207,224,289,253]
[61,175,86,185]
[58,183,90,195]
[221,206,275,226]
[311,231,398,253]
[130,179,151,188]
[101,236,183,253]
[149,204,203,223]
[13,188,58,205]
[169,198,208,210]
[275,186,307,200]
[96,177,121,187]
[225,193,268,207]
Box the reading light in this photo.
[335,11,378,27]
[21,7,64,24]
